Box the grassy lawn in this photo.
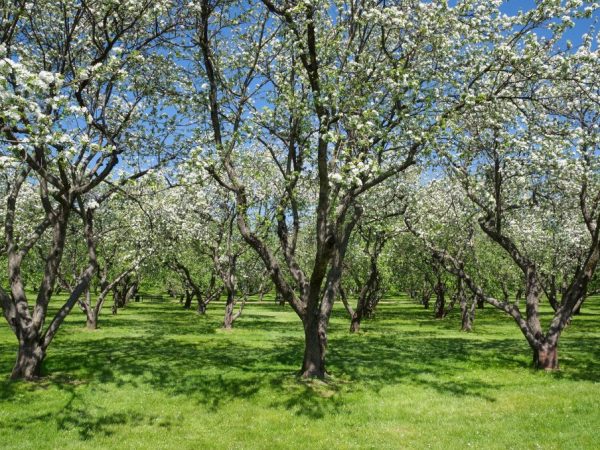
[0,295,599,449]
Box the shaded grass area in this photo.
[0,296,599,449]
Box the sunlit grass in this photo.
[0,295,598,449]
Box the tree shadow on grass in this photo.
[268,376,347,419]
[547,336,600,382]
[0,382,161,441]
[55,329,505,409]
[0,299,598,425]
[329,333,515,399]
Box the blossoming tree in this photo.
[0,0,180,379]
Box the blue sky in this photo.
[441,0,599,47]
[502,0,599,45]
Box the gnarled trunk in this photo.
[434,282,446,319]
[460,308,472,332]
[223,291,235,329]
[533,342,558,370]
[457,278,475,331]
[350,289,368,333]
[183,290,193,309]
[86,311,98,330]
[11,336,45,380]
[339,286,362,332]
[81,300,98,330]
[80,290,99,330]
[301,315,326,378]
[460,294,475,332]
[350,311,362,333]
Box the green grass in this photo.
[0,296,599,449]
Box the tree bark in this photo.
[11,336,45,380]
[533,342,558,370]
[460,305,472,332]
[86,312,98,330]
[80,290,99,330]
[573,295,585,315]
[350,312,362,333]
[223,290,235,329]
[301,315,325,378]
[183,290,193,309]
[421,287,432,309]
[459,280,474,331]
[434,281,446,319]
[81,302,98,330]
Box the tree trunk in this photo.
[81,290,99,330]
[422,290,431,309]
[547,295,559,312]
[573,295,584,315]
[533,342,558,370]
[223,290,235,329]
[276,292,285,306]
[460,295,473,332]
[113,289,123,311]
[86,311,98,330]
[434,284,445,319]
[350,285,367,333]
[11,337,45,380]
[125,282,138,305]
[301,316,325,378]
[350,312,361,333]
[461,308,472,332]
[81,302,98,330]
[184,290,193,309]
